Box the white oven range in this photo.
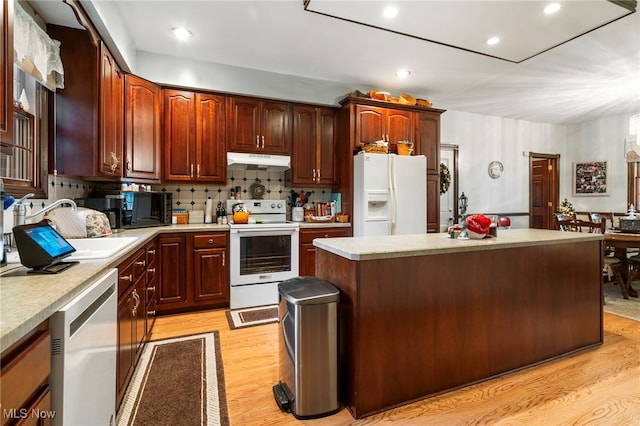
[227,200,299,309]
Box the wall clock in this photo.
[488,161,504,179]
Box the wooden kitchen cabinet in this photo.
[0,0,13,152]
[1,321,50,426]
[163,89,226,182]
[156,233,188,311]
[116,248,146,409]
[48,25,124,179]
[227,96,291,154]
[354,104,413,153]
[288,105,338,186]
[144,239,157,335]
[124,74,162,182]
[415,111,441,174]
[191,233,229,306]
[299,226,351,276]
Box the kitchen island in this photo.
[314,229,604,419]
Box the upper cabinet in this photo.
[0,0,14,151]
[288,105,337,186]
[227,96,291,155]
[163,89,226,183]
[353,104,413,154]
[124,74,161,182]
[48,25,124,179]
[414,111,442,174]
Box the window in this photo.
[0,66,48,198]
[628,114,640,209]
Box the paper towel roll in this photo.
[205,198,213,223]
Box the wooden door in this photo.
[227,96,260,152]
[124,75,161,181]
[99,43,123,177]
[291,105,317,185]
[0,0,13,148]
[317,107,337,185]
[192,247,228,305]
[163,89,195,180]
[195,93,226,182]
[386,109,413,151]
[354,105,384,148]
[116,285,135,407]
[414,111,440,173]
[530,156,559,229]
[156,235,188,310]
[261,100,291,154]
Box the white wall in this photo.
[440,110,567,217]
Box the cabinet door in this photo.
[0,0,13,148]
[354,105,384,148]
[299,243,317,277]
[116,285,135,405]
[156,235,188,310]
[426,174,440,233]
[227,96,260,152]
[163,89,196,180]
[124,74,161,181]
[299,227,351,276]
[195,93,226,182]
[261,100,291,154]
[415,111,440,173]
[192,247,229,305]
[291,105,317,185]
[317,107,337,186]
[133,277,145,356]
[99,42,124,177]
[386,109,413,150]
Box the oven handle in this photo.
[231,227,298,234]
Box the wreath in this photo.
[439,163,451,195]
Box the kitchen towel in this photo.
[205,198,213,223]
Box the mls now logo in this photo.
[4,408,56,420]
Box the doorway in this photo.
[440,144,459,231]
[529,153,559,229]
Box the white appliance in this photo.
[50,268,118,426]
[227,151,291,172]
[228,200,299,309]
[353,152,427,236]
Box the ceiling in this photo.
[30,0,640,125]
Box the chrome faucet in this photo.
[13,193,78,227]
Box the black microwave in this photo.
[121,191,172,228]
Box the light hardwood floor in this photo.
[149,309,640,425]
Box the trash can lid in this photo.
[278,277,340,305]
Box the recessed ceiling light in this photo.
[383,6,398,19]
[395,69,411,79]
[486,36,500,46]
[544,3,562,15]
[171,27,192,40]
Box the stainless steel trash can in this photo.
[276,277,340,419]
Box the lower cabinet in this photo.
[116,247,146,410]
[299,226,351,276]
[0,321,51,426]
[156,232,229,314]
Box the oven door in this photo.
[230,226,299,286]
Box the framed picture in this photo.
[573,161,608,196]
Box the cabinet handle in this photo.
[256,135,260,148]
[120,274,133,281]
[147,310,156,316]
[126,160,132,172]
[147,268,156,273]
[317,168,321,181]
[222,251,225,267]
[262,135,265,149]
[136,260,146,266]
[147,286,156,292]
[312,169,316,182]
[208,238,214,245]
[110,152,119,172]
[147,250,155,255]
[197,164,201,178]
[190,164,194,178]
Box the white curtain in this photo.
[13,1,64,91]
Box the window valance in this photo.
[13,1,64,91]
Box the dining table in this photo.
[604,230,640,299]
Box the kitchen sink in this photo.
[65,237,140,260]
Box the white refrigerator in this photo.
[353,152,427,236]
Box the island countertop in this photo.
[313,228,603,261]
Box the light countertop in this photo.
[313,228,603,261]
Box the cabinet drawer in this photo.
[118,249,145,297]
[193,233,227,249]
[300,227,350,244]
[1,329,50,423]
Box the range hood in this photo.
[227,152,291,172]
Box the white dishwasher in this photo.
[50,268,118,426]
